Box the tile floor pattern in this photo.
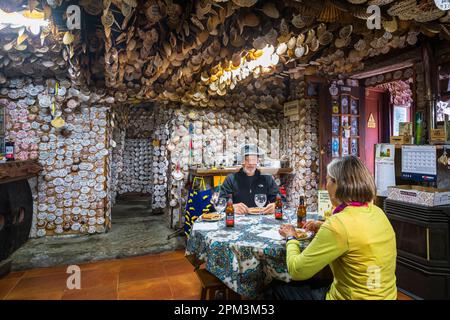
[0,249,413,300]
[0,250,199,300]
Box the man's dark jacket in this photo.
[219,168,279,207]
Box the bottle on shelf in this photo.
[297,195,306,228]
[225,194,235,227]
[5,139,14,161]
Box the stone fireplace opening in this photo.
[0,180,34,264]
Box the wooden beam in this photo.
[0,160,42,185]
[350,60,416,79]
[191,167,293,177]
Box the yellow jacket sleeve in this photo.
[286,219,349,281]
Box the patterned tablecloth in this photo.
[185,214,311,298]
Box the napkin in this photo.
[259,229,284,241]
[192,222,220,231]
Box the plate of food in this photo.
[247,207,264,215]
[198,212,224,222]
[295,228,314,241]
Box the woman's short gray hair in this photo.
[326,156,376,203]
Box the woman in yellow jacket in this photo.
[273,155,397,300]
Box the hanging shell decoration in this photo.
[318,2,342,23]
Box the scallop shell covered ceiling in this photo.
[0,0,449,108]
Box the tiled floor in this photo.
[0,249,414,300]
[0,250,201,300]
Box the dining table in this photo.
[185,211,314,299]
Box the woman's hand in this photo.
[303,220,323,233]
[233,203,248,214]
[279,224,297,238]
[262,202,275,215]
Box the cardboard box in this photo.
[430,128,446,144]
[387,185,450,207]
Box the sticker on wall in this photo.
[368,113,376,128]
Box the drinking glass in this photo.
[254,194,267,223]
[283,203,292,225]
[210,192,219,206]
[215,197,227,215]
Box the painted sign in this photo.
[368,113,376,128]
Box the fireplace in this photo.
[0,161,42,276]
[384,199,450,299]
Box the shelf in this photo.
[332,114,360,117]
[191,167,294,176]
[0,160,43,185]
[331,135,360,138]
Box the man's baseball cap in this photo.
[241,143,264,157]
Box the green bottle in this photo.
[415,112,423,145]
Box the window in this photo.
[393,104,410,136]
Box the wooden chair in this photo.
[185,254,237,300]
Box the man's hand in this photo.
[233,203,249,214]
[262,202,275,215]
[279,224,296,238]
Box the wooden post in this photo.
[422,41,439,143]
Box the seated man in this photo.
[219,144,279,214]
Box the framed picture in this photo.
[332,116,340,135]
[332,99,339,114]
[341,137,349,156]
[351,117,358,136]
[350,97,359,115]
[307,82,319,97]
[332,137,340,158]
[351,138,358,156]
[341,95,349,114]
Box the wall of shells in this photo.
[110,107,155,200]
[281,76,320,211]
[0,78,114,237]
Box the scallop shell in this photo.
[276,42,287,55]
[260,2,279,18]
[294,46,305,58]
[310,37,320,52]
[319,31,333,45]
[232,0,258,8]
[339,25,353,39]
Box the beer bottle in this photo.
[225,194,234,227]
[275,194,283,220]
[297,196,306,228]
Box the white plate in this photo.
[197,213,225,222]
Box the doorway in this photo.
[364,88,386,175]
[365,79,413,174]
